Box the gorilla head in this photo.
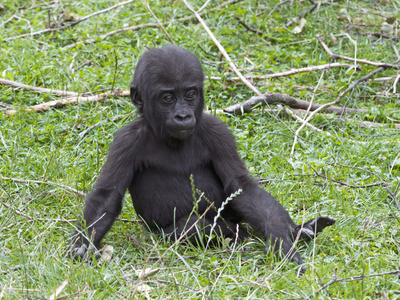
[130,45,205,141]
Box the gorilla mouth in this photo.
[169,127,194,140]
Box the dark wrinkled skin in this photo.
[69,45,335,272]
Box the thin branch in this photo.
[291,71,325,154]
[223,92,366,115]
[320,269,400,289]
[4,0,136,41]
[317,35,400,69]
[0,78,78,97]
[142,0,175,44]
[3,90,129,115]
[182,0,261,96]
[0,177,85,197]
[209,62,358,81]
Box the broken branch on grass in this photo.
[0,78,78,97]
[4,0,136,42]
[317,35,400,69]
[3,90,129,115]
[235,16,271,39]
[223,92,366,115]
[1,176,86,197]
[209,62,359,81]
[307,164,384,189]
[319,269,400,291]
[291,71,325,154]
[142,0,175,44]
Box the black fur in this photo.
[70,45,335,269]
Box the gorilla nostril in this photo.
[175,114,192,122]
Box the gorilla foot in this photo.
[293,215,335,241]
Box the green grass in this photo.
[1,0,400,298]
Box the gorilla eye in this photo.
[163,95,174,103]
[186,91,196,100]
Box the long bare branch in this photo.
[317,35,400,69]
[209,63,358,81]
[1,176,85,197]
[0,78,78,97]
[3,90,129,115]
[223,92,366,115]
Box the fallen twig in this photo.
[209,62,358,81]
[291,71,325,154]
[317,35,400,69]
[1,176,85,197]
[319,269,400,291]
[223,92,366,115]
[3,90,129,115]
[4,0,136,42]
[142,0,175,44]
[0,78,78,97]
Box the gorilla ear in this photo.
[130,83,143,109]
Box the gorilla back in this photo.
[70,45,335,270]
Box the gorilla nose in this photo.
[174,113,193,126]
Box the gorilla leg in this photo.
[160,216,249,246]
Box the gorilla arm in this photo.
[69,123,141,259]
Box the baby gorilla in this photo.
[70,45,335,270]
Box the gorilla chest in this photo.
[128,155,224,227]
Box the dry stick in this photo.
[0,78,78,97]
[393,42,400,60]
[4,93,108,115]
[1,176,85,197]
[291,71,325,154]
[142,0,175,44]
[331,270,400,284]
[182,0,323,134]
[223,92,366,115]
[65,0,239,49]
[182,1,260,96]
[306,163,384,189]
[4,0,136,42]
[209,62,358,81]
[317,35,400,69]
[332,162,400,210]
[3,90,128,115]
